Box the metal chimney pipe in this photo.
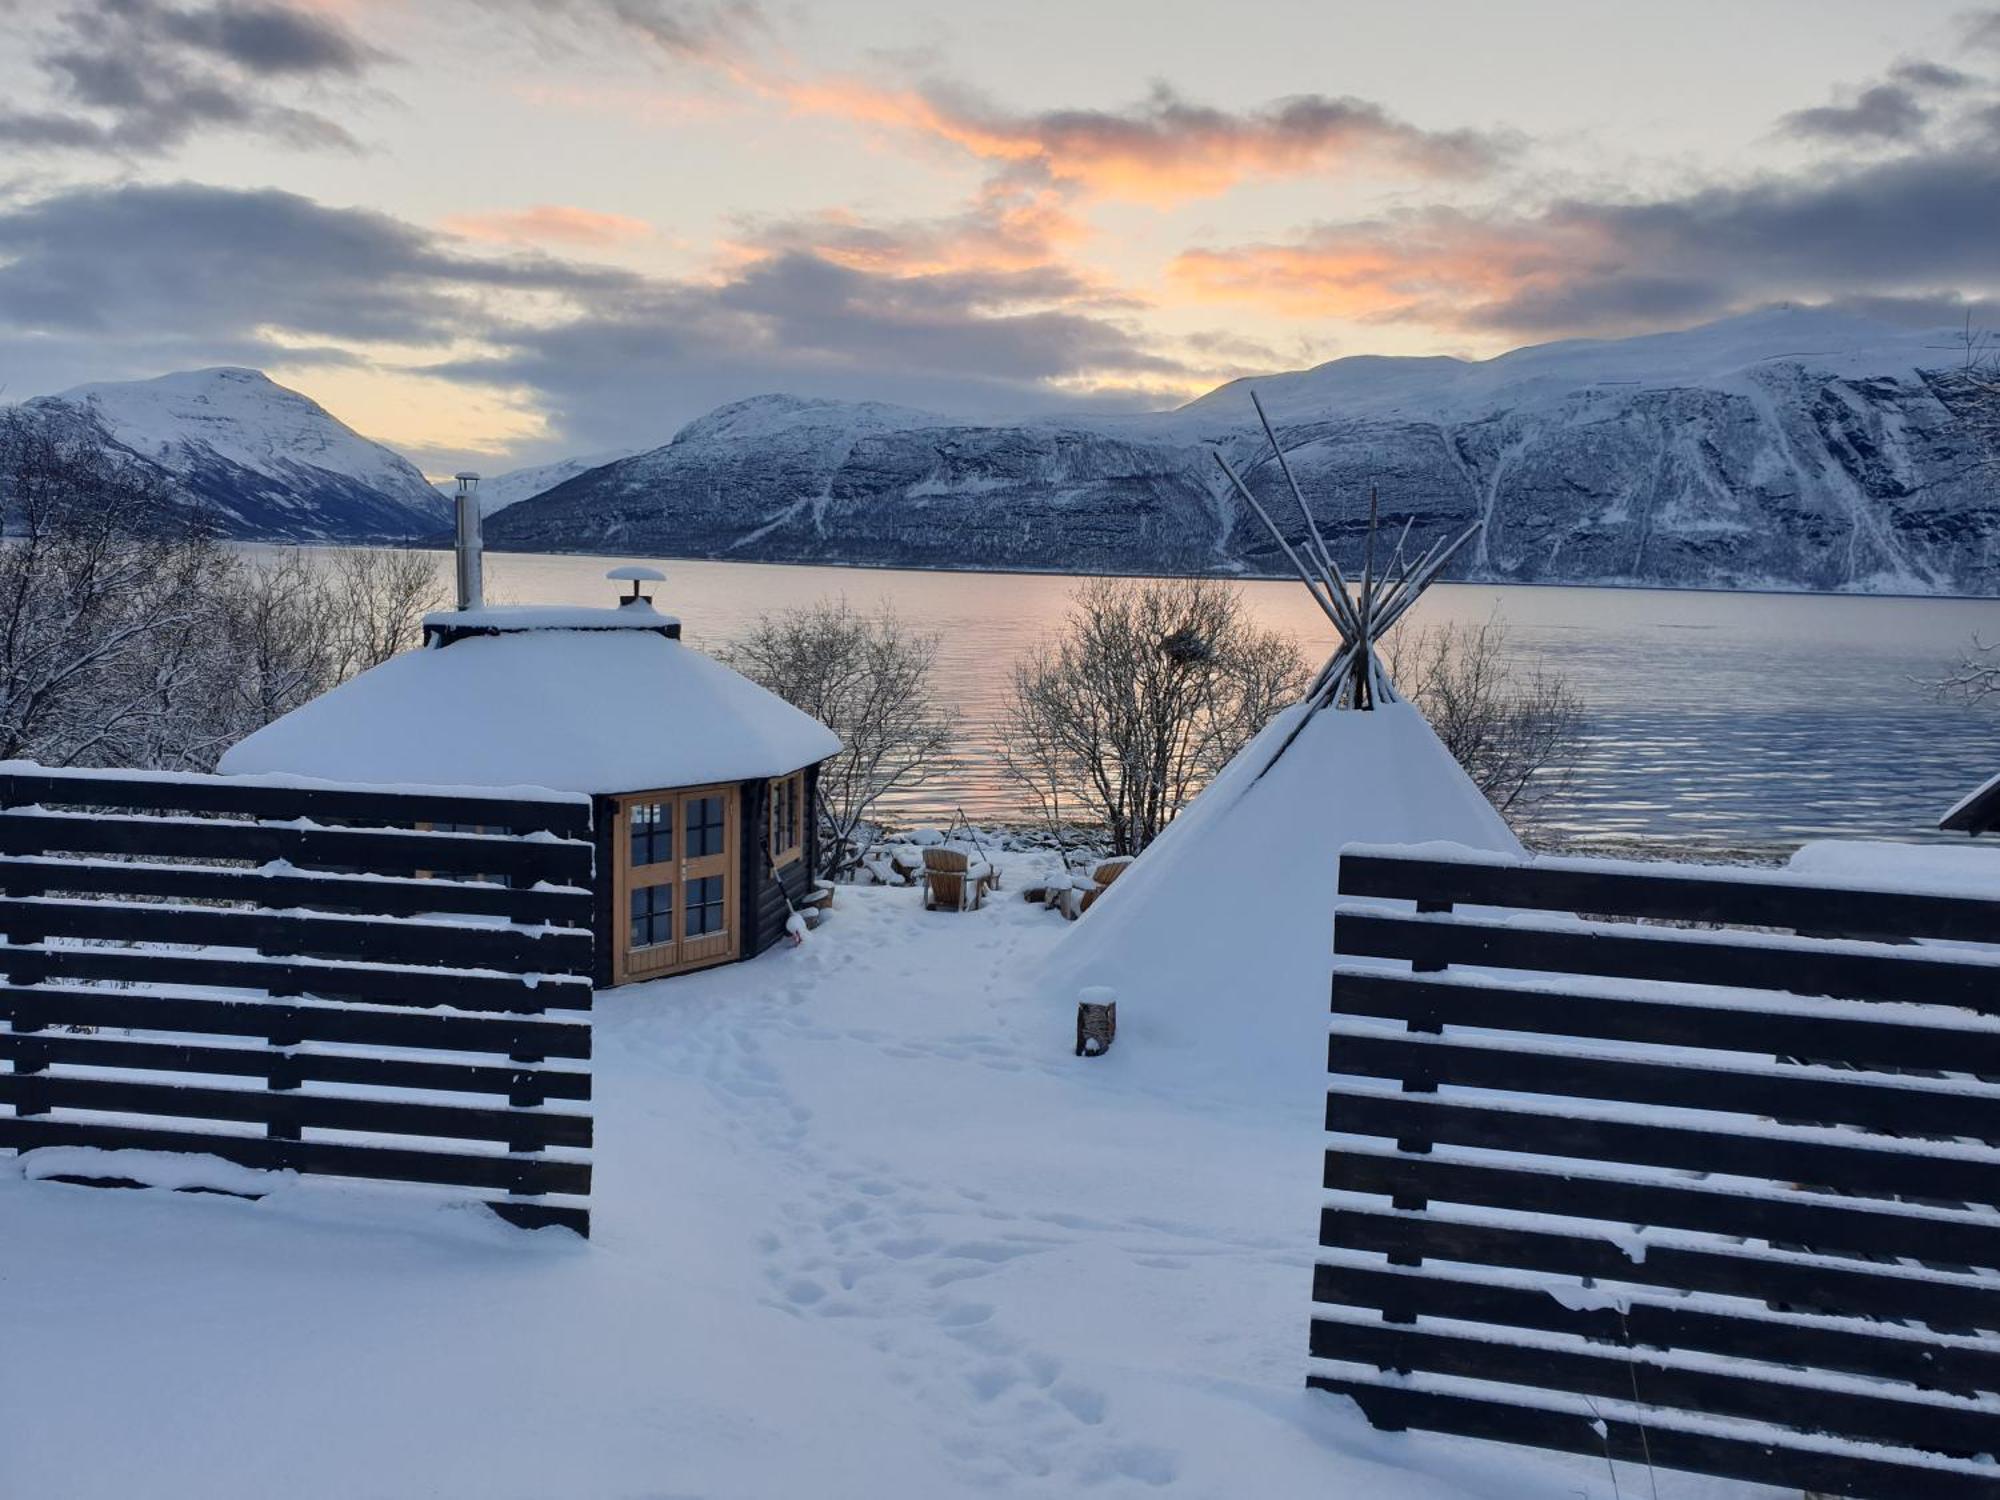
[453,472,482,612]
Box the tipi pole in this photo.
[1249,391,1361,631]
[1213,452,1355,639]
[1367,523,1483,641]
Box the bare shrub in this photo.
[325,546,447,675]
[0,410,450,770]
[1003,576,1308,856]
[1383,611,1587,824]
[0,409,238,767]
[719,600,959,878]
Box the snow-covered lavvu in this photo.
[1,866,1772,1500]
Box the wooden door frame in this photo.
[608,782,741,985]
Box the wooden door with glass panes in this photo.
[612,783,739,983]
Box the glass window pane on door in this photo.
[685,874,726,936]
[687,796,726,856]
[629,885,674,948]
[630,801,674,866]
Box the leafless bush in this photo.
[1003,576,1308,856]
[0,408,237,767]
[1383,612,1587,824]
[0,409,448,770]
[720,600,959,878]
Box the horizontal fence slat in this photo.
[0,1116,589,1195]
[0,899,591,976]
[1324,1147,2000,1272]
[1311,1257,2000,1395]
[1311,1316,2000,1457]
[1319,1203,2000,1336]
[1321,847,2000,1496]
[1330,969,2000,1078]
[1306,1373,1999,1500]
[1,949,592,1014]
[1338,850,2000,945]
[1335,910,2000,1015]
[0,767,596,1234]
[489,1200,590,1235]
[0,1031,589,1101]
[0,769,589,838]
[1328,1029,2000,1141]
[0,856,593,926]
[1326,1089,2000,1212]
[0,986,590,1059]
[0,814,592,884]
[0,1073,592,1149]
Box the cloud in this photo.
[1890,59,1975,90]
[731,177,1091,281]
[0,181,627,346]
[779,79,1509,203]
[0,181,1189,459]
[154,0,380,74]
[1169,144,2000,337]
[1966,9,2000,50]
[1782,84,1930,143]
[508,0,768,68]
[0,0,386,155]
[443,205,656,247]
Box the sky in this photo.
[0,0,1997,476]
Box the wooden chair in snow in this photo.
[922,845,994,912]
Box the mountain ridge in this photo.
[488,308,2000,595]
[18,367,449,542]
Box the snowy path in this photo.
[1,873,1772,1498]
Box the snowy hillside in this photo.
[22,368,450,542]
[491,308,2000,595]
[469,451,631,515]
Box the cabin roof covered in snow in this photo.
[219,627,840,795]
[421,602,681,634]
[1939,769,2000,835]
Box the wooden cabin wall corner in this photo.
[591,793,617,989]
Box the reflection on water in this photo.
[449,550,2000,850]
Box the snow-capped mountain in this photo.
[490,308,2000,594]
[465,451,632,516]
[22,368,449,541]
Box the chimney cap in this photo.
[606,565,666,583]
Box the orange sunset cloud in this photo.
[1168,213,1601,323]
[443,205,656,248]
[777,78,1505,204]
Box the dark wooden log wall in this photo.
[1314,847,2000,1498]
[0,766,596,1235]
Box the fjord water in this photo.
[477,551,2000,853]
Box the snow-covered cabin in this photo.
[221,513,838,986]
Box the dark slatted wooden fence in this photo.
[1313,846,2000,1499]
[0,765,596,1235]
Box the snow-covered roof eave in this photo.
[220,628,840,796]
[1938,768,2000,834]
[422,602,682,635]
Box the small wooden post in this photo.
[1075,986,1117,1057]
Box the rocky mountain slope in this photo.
[21,368,449,542]
[467,451,632,516]
[490,309,2000,594]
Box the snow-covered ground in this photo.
[0,857,1772,1499]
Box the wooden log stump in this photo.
[1075,986,1117,1058]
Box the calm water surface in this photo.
[468,552,2000,852]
